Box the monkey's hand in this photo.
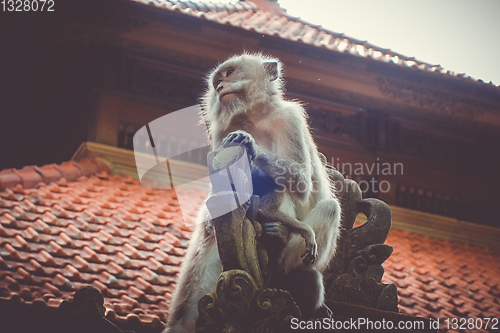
[261,221,290,246]
[222,130,257,160]
[300,226,318,265]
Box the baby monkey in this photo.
[164,54,341,332]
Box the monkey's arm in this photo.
[222,116,312,200]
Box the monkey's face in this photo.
[212,65,246,105]
[202,54,284,141]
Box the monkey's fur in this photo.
[164,54,341,332]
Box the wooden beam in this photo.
[72,141,208,191]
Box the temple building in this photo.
[0,0,499,332]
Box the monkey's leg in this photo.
[164,227,221,333]
[279,199,340,274]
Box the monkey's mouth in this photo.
[219,92,236,102]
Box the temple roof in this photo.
[130,0,499,89]
[1,158,499,331]
[383,228,500,328]
[0,158,203,327]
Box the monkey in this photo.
[164,54,341,332]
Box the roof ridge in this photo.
[0,158,111,192]
[131,0,258,14]
[286,13,437,66]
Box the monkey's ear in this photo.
[263,62,279,81]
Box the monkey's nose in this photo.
[217,85,223,93]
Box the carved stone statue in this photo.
[324,168,398,312]
[196,146,398,332]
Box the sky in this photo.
[216,0,500,85]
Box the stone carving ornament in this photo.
[196,146,397,332]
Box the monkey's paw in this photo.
[261,221,290,244]
[222,130,257,160]
[301,239,318,265]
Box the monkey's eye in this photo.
[215,79,222,87]
[226,68,234,77]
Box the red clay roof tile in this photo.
[382,228,500,331]
[0,170,23,191]
[34,165,63,185]
[0,159,196,326]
